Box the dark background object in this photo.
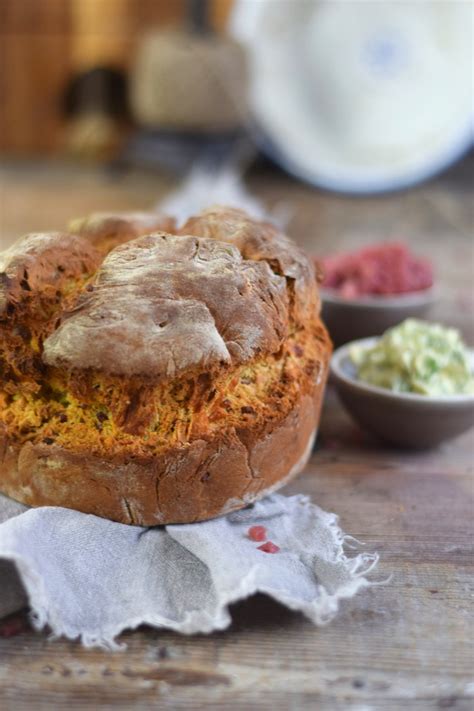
[62,67,129,121]
[187,0,211,34]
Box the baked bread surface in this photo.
[0,207,331,524]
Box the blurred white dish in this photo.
[231,0,473,193]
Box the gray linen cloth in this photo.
[0,492,378,648]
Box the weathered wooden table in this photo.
[0,159,473,710]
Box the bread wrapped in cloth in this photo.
[0,208,331,525]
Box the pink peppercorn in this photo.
[257,541,280,554]
[248,525,267,542]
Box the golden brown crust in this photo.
[180,206,319,324]
[0,232,101,318]
[0,375,326,525]
[68,210,176,254]
[0,232,102,382]
[1,207,332,524]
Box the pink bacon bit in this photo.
[257,541,280,554]
[248,525,267,542]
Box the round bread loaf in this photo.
[0,207,331,525]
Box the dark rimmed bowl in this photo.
[321,288,436,347]
[331,337,474,448]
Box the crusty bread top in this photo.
[42,232,290,379]
[0,232,101,317]
[2,207,321,382]
[180,206,319,323]
[0,211,175,321]
[68,211,176,253]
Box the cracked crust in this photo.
[0,232,102,318]
[43,233,289,378]
[0,388,322,525]
[1,207,331,525]
[180,206,319,324]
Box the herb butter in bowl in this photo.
[331,319,474,448]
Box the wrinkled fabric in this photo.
[0,493,378,648]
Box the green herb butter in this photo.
[350,319,474,396]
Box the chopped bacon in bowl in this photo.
[319,243,433,299]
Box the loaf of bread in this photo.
[0,207,331,525]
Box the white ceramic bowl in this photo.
[331,337,474,448]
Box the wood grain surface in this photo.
[0,158,473,710]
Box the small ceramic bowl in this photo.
[321,288,436,346]
[331,337,474,448]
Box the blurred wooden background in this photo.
[0,0,234,155]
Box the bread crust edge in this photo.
[0,366,327,525]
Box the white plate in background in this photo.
[230,0,473,194]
